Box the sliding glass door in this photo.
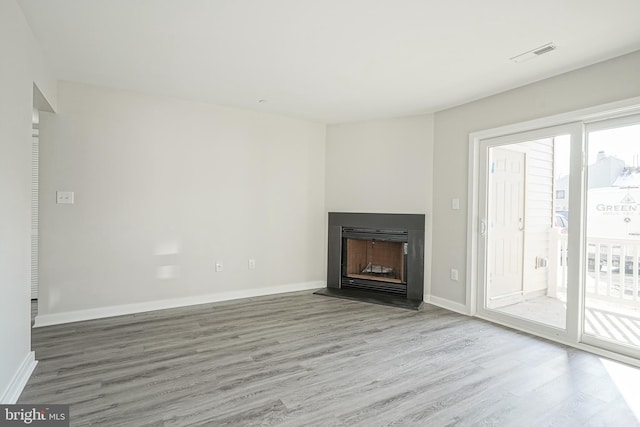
[477,124,582,338]
[471,99,640,364]
[475,112,640,361]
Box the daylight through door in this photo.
[479,126,574,333]
[582,115,640,358]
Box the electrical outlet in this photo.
[215,261,224,272]
[450,268,459,281]
[56,191,74,204]
[248,259,256,269]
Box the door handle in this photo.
[480,218,487,237]
[519,217,524,231]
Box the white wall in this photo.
[37,81,326,323]
[432,50,640,306]
[325,115,434,296]
[0,0,57,403]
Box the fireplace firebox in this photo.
[317,212,425,309]
[342,227,408,295]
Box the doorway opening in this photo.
[31,83,55,327]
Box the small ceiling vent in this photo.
[533,44,556,56]
[510,42,556,63]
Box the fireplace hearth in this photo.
[315,212,425,310]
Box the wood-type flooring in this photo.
[20,291,640,426]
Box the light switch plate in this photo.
[452,198,460,210]
[56,191,74,204]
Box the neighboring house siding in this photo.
[510,139,554,296]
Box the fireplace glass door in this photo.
[341,228,408,295]
[345,239,406,283]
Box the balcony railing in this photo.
[552,232,640,306]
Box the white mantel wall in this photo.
[36,81,326,324]
[0,0,57,403]
[325,115,434,297]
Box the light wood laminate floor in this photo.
[21,292,640,426]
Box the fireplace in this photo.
[317,212,425,309]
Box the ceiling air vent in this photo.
[533,44,556,56]
[510,42,556,63]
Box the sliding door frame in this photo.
[467,96,640,367]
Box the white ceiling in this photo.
[18,0,640,123]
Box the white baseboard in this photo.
[426,295,470,315]
[34,281,325,327]
[1,352,37,404]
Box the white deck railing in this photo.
[552,232,640,306]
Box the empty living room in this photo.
[3,0,640,425]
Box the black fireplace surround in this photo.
[316,212,425,310]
